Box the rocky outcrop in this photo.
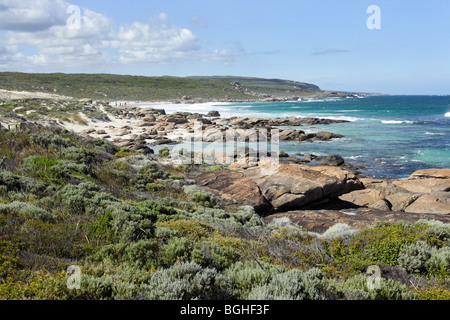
[264,208,450,234]
[193,164,363,215]
[338,189,391,211]
[193,170,273,215]
[352,169,450,215]
[207,111,221,117]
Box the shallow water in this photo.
[147,96,450,180]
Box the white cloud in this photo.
[0,2,241,71]
[0,0,68,31]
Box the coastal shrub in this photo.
[52,182,117,216]
[223,260,286,299]
[158,147,170,158]
[247,267,331,300]
[86,137,118,155]
[417,220,450,246]
[90,239,159,269]
[0,201,56,222]
[204,165,227,172]
[16,219,94,262]
[427,246,450,277]
[415,287,450,300]
[87,211,117,243]
[319,223,359,241]
[397,241,435,274]
[0,271,68,300]
[21,156,59,179]
[48,160,90,181]
[191,241,239,271]
[0,171,46,195]
[104,202,156,242]
[348,222,429,267]
[29,132,74,150]
[96,168,131,195]
[161,237,191,266]
[138,162,171,182]
[72,273,139,300]
[114,148,139,159]
[187,190,216,208]
[142,262,233,300]
[145,182,165,192]
[333,273,415,300]
[155,219,214,242]
[62,146,96,164]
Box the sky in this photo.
[0,0,449,95]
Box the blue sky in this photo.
[0,0,449,94]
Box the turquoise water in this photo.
[195,96,450,180]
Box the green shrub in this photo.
[223,260,286,299]
[155,219,214,242]
[427,246,450,277]
[247,267,331,300]
[334,273,415,300]
[90,240,159,269]
[62,146,96,164]
[0,201,56,222]
[191,241,239,271]
[187,190,216,208]
[161,237,191,266]
[415,287,450,300]
[48,160,90,181]
[141,262,233,300]
[52,182,117,216]
[22,156,59,179]
[397,241,435,274]
[158,147,170,158]
[104,202,156,242]
[204,165,227,172]
[29,132,74,149]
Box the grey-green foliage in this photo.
[105,202,156,242]
[62,146,96,164]
[247,267,330,300]
[190,206,264,229]
[319,223,359,241]
[161,237,191,266]
[224,260,286,299]
[141,262,233,300]
[0,170,46,194]
[48,160,90,179]
[334,274,415,300]
[397,241,436,274]
[76,273,138,300]
[427,246,450,275]
[187,189,216,207]
[0,201,57,221]
[417,219,450,243]
[90,239,159,269]
[29,132,74,149]
[191,241,239,271]
[53,182,117,215]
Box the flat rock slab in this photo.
[264,208,450,234]
[193,164,363,215]
[193,170,273,215]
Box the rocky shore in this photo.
[69,103,449,227]
[1,98,449,232]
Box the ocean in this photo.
[148,95,450,180]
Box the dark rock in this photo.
[207,111,221,117]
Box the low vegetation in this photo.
[0,72,257,102]
[0,122,449,300]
